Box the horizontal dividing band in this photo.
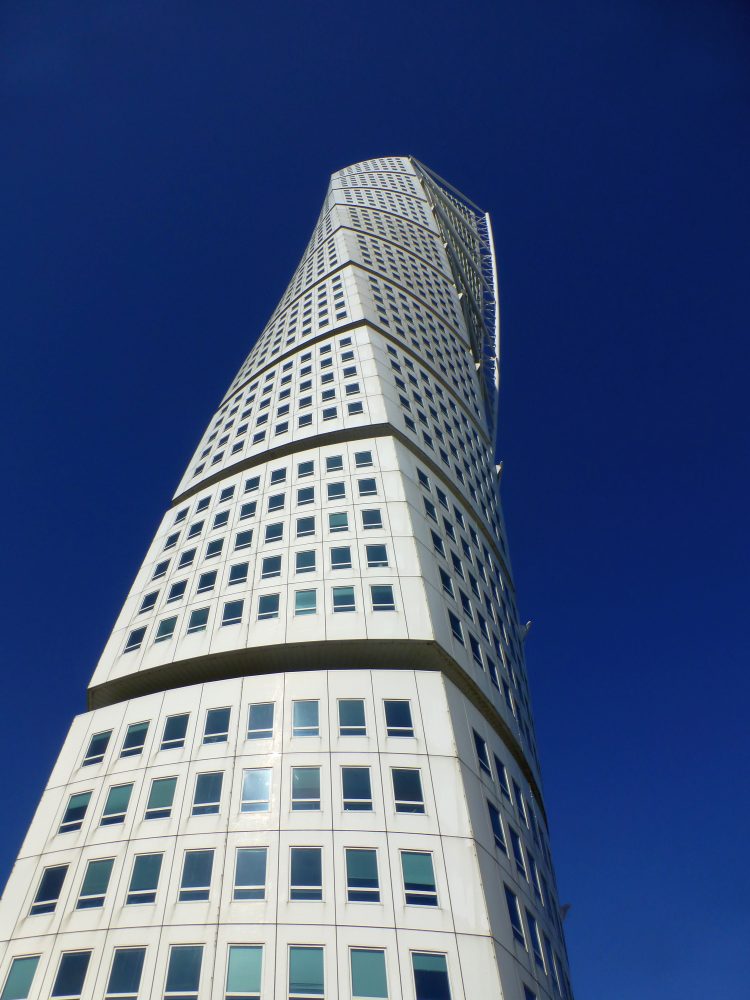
[87,635,546,827]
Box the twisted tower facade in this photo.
[0,157,573,1000]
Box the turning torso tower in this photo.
[0,157,573,1000]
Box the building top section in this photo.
[173,156,500,501]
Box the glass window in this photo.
[164,945,202,1000]
[100,783,133,826]
[370,585,395,611]
[325,455,343,472]
[247,702,274,740]
[51,952,91,999]
[30,865,68,915]
[332,586,355,612]
[294,589,317,615]
[342,767,372,811]
[270,468,287,484]
[193,771,223,815]
[365,544,388,568]
[124,627,146,652]
[338,699,366,736]
[358,478,377,497]
[105,948,145,1000]
[245,475,260,493]
[298,460,314,477]
[161,713,188,750]
[504,885,526,945]
[439,569,454,597]
[196,496,210,512]
[258,593,280,620]
[82,730,111,766]
[384,700,414,737]
[350,949,388,1000]
[473,731,492,776]
[222,600,244,626]
[289,847,322,901]
[297,486,315,505]
[391,769,424,813]
[401,851,437,905]
[261,555,282,578]
[494,755,512,799]
[345,848,379,902]
[59,791,91,833]
[513,780,530,827]
[295,550,316,573]
[264,523,283,544]
[226,946,262,1000]
[291,766,321,810]
[412,953,451,1000]
[361,507,383,531]
[487,802,507,854]
[126,854,162,904]
[354,450,373,468]
[241,768,271,812]
[145,777,177,820]
[328,511,348,532]
[288,946,324,999]
[0,956,39,1000]
[206,539,224,559]
[121,721,149,757]
[179,849,214,901]
[327,482,345,501]
[234,847,267,900]
[152,560,169,580]
[187,607,209,633]
[267,492,285,512]
[448,612,463,644]
[197,570,217,593]
[292,700,319,737]
[177,548,196,569]
[509,827,528,879]
[76,858,113,909]
[240,501,257,520]
[235,529,253,550]
[296,516,316,537]
[330,546,351,570]
[204,707,231,744]
[525,909,546,970]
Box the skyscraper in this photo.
[0,157,573,1000]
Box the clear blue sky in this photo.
[1,3,748,997]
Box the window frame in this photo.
[241,767,272,813]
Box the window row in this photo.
[166,507,386,559]
[192,401,368,475]
[151,508,387,580]
[59,765,427,833]
[81,699,415,766]
[169,476,381,545]
[30,843,443,914]
[174,447,377,530]
[141,548,393,615]
[124,582,398,649]
[2,943,456,1000]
